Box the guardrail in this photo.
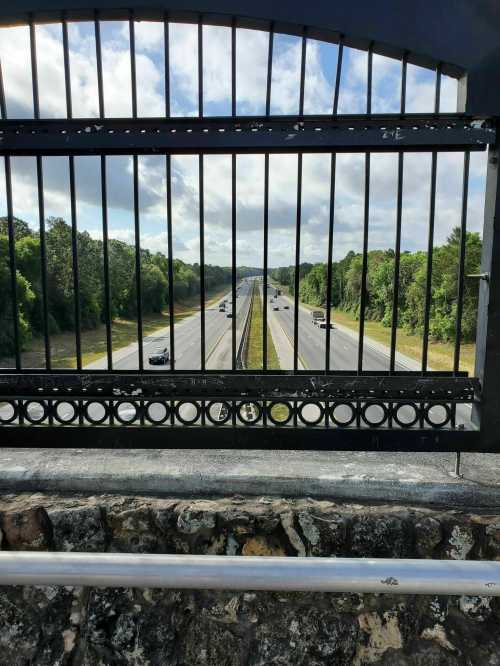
[1,552,499,595]
[236,282,255,370]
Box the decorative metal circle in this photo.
[144,401,170,425]
[329,402,356,427]
[424,403,451,428]
[266,401,293,426]
[52,400,78,424]
[0,400,18,424]
[205,401,232,425]
[83,400,109,425]
[361,402,388,428]
[297,401,325,426]
[175,401,201,425]
[393,402,420,428]
[114,401,140,424]
[236,401,262,425]
[22,400,48,424]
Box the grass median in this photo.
[245,283,293,424]
[245,283,280,370]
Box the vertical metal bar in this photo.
[164,13,170,117]
[332,36,344,115]
[453,151,470,373]
[298,30,307,115]
[4,156,21,369]
[400,51,408,115]
[68,156,82,370]
[263,153,269,371]
[325,153,336,371]
[94,12,104,118]
[473,120,500,444]
[231,17,236,117]
[293,154,303,372]
[133,154,144,370]
[421,152,438,373]
[166,154,175,372]
[64,16,81,368]
[36,157,51,370]
[356,44,374,373]
[100,155,113,369]
[62,14,72,119]
[435,63,442,114]
[389,54,408,372]
[129,12,137,119]
[231,153,237,370]
[422,70,441,373]
[265,24,274,116]
[366,42,373,114]
[357,153,371,373]
[0,56,6,119]
[198,16,203,118]
[390,153,404,373]
[29,15,39,119]
[199,154,205,370]
[29,15,51,369]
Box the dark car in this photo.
[148,347,170,365]
[227,312,233,318]
[283,305,290,310]
[272,306,279,311]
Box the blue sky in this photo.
[0,21,487,269]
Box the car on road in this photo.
[148,347,170,365]
[283,305,290,310]
[317,319,334,329]
[227,312,233,318]
[219,304,225,312]
[272,305,279,311]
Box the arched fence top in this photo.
[0,0,499,114]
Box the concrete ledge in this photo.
[1,448,500,508]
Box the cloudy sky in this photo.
[0,20,487,268]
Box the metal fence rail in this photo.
[0,373,481,449]
[1,552,500,596]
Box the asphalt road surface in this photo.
[113,278,253,371]
[265,288,471,428]
[0,280,254,425]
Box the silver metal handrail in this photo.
[1,552,499,595]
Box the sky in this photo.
[0,20,488,269]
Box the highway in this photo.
[84,279,253,372]
[265,288,407,372]
[0,278,471,428]
[265,287,471,428]
[0,280,254,425]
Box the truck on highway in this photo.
[312,310,324,325]
[312,310,333,329]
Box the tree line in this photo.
[270,228,482,344]
[0,217,260,355]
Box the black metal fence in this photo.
[0,10,498,451]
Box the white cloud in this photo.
[0,22,478,269]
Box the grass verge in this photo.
[331,309,475,375]
[5,284,231,369]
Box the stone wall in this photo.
[1,493,500,665]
